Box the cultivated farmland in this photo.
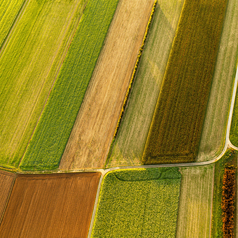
[176,165,214,238]
[142,0,229,164]
[20,0,119,171]
[0,172,100,238]
[92,168,181,237]
[59,0,155,170]
[106,0,184,168]
[198,0,238,161]
[0,0,25,49]
[0,0,88,168]
[0,171,16,223]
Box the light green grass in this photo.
[198,0,238,161]
[20,0,119,171]
[92,167,181,237]
[106,0,184,168]
[0,0,26,48]
[0,0,87,168]
[177,165,214,238]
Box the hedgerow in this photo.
[113,0,157,138]
[222,167,236,237]
[92,167,181,237]
[142,0,228,164]
[20,0,119,171]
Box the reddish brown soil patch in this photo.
[0,170,16,223]
[0,172,100,238]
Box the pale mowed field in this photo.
[197,0,238,161]
[106,0,184,168]
[0,171,16,223]
[0,0,87,167]
[60,0,155,170]
[176,165,214,238]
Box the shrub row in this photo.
[142,0,228,164]
[222,167,236,237]
[113,0,157,138]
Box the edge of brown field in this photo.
[0,172,101,238]
[0,170,16,225]
[59,0,155,170]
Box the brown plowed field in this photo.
[59,0,155,170]
[0,172,100,238]
[0,170,16,223]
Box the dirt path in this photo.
[60,0,155,170]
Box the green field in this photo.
[211,150,237,238]
[20,0,119,171]
[0,0,87,169]
[142,0,228,164]
[0,0,26,49]
[198,0,238,161]
[177,165,214,238]
[92,168,181,237]
[106,0,184,168]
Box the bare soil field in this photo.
[0,171,16,223]
[198,0,238,161]
[0,172,100,238]
[176,165,214,238]
[60,0,155,170]
[106,0,184,168]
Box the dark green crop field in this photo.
[142,0,228,164]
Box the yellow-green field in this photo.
[0,0,87,168]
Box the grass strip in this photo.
[92,167,181,237]
[211,149,237,238]
[142,0,229,164]
[20,0,119,171]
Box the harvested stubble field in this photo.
[0,0,88,168]
[0,172,100,238]
[59,0,155,170]
[198,0,238,161]
[0,0,25,49]
[176,165,214,238]
[0,171,16,223]
[20,0,119,171]
[142,0,228,164]
[106,0,184,168]
[92,168,181,237]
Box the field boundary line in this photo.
[112,0,157,139]
[0,0,30,57]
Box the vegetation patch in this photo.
[92,167,181,237]
[0,0,26,49]
[142,0,229,164]
[20,0,119,171]
[211,149,237,238]
[222,167,236,237]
